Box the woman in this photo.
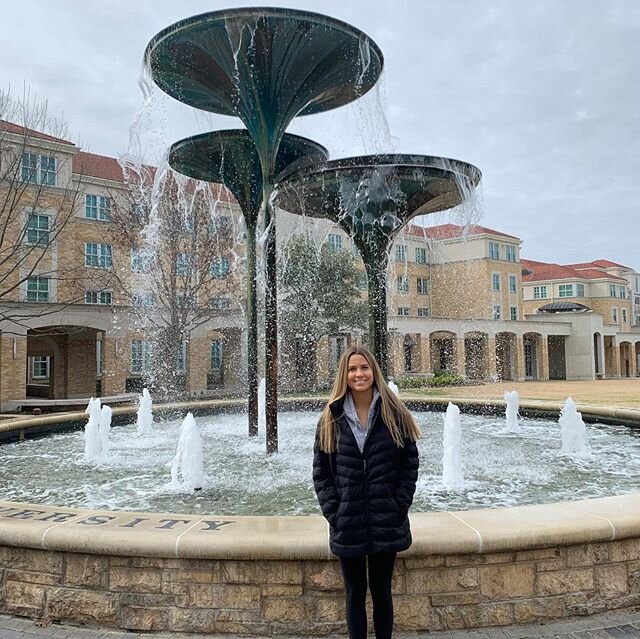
[313,346,420,639]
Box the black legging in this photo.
[339,551,397,639]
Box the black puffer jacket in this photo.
[313,396,419,558]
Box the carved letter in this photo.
[77,515,116,526]
[155,519,192,530]
[37,512,77,523]
[200,520,234,531]
[6,509,46,520]
[119,517,149,528]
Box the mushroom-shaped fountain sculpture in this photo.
[277,155,482,378]
[145,8,383,452]
[169,130,328,437]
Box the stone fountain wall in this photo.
[1,537,640,634]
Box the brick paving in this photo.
[1,608,639,638]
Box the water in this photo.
[388,380,399,396]
[84,397,102,463]
[442,402,464,489]
[169,412,205,491]
[2,411,638,516]
[560,397,591,458]
[136,388,154,436]
[504,390,521,433]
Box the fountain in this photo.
[504,390,521,433]
[442,402,465,489]
[98,405,112,458]
[559,396,591,458]
[277,155,480,377]
[169,412,205,491]
[136,387,153,435]
[388,379,400,396]
[145,7,383,452]
[83,397,102,463]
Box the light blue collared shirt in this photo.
[343,387,381,453]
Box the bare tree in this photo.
[0,86,86,328]
[106,165,243,397]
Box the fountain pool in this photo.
[2,408,638,516]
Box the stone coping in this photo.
[0,493,639,562]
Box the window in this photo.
[328,233,342,252]
[510,306,518,321]
[415,247,427,264]
[131,340,152,374]
[96,340,103,376]
[131,247,153,273]
[492,273,501,292]
[397,307,410,316]
[417,277,429,295]
[622,308,627,323]
[39,156,56,186]
[85,194,111,221]
[176,252,192,275]
[489,241,500,260]
[176,341,187,373]
[533,285,548,300]
[505,245,516,262]
[609,284,618,298]
[176,294,195,308]
[576,283,585,297]
[210,340,223,371]
[26,276,49,302]
[612,307,618,323]
[26,213,50,245]
[493,304,501,320]
[211,256,230,278]
[351,243,360,258]
[31,356,50,379]
[509,274,517,293]
[354,272,368,291]
[209,295,231,310]
[85,242,112,268]
[395,245,407,262]
[396,275,408,294]
[558,284,574,298]
[619,286,627,299]
[21,153,56,186]
[132,291,155,307]
[85,290,112,305]
[417,307,430,317]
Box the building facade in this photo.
[0,122,638,410]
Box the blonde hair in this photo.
[318,346,421,453]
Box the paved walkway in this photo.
[1,608,639,638]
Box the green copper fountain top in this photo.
[277,154,482,244]
[168,130,328,226]
[145,7,383,175]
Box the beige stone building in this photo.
[1,121,638,411]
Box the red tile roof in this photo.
[521,259,626,282]
[567,259,632,271]
[74,151,124,182]
[406,223,519,241]
[0,119,76,146]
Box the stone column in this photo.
[418,334,431,375]
[630,344,638,377]
[455,338,466,377]
[186,335,209,395]
[67,331,97,397]
[515,336,525,382]
[487,336,498,380]
[597,333,606,379]
[540,337,550,381]
[51,334,68,399]
[388,333,404,378]
[0,333,27,410]
[611,340,621,378]
[101,336,128,396]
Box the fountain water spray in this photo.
[559,397,590,458]
[504,390,521,433]
[442,402,465,489]
[99,405,112,458]
[258,378,266,433]
[388,380,399,396]
[84,397,102,463]
[136,388,153,436]
[170,412,205,491]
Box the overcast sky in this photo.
[1,0,638,268]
